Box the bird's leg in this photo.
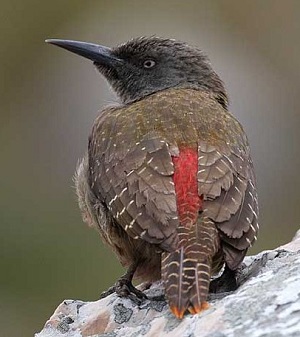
[209,265,238,294]
[100,261,147,302]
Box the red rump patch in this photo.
[172,148,203,226]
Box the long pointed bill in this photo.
[45,39,121,65]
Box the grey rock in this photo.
[113,303,133,324]
[35,230,300,337]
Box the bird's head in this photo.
[46,36,227,107]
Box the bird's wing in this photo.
[88,108,179,252]
[198,139,259,269]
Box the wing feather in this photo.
[89,125,179,251]
[198,139,258,269]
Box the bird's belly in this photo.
[104,220,162,282]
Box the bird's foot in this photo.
[100,277,147,305]
[209,266,238,294]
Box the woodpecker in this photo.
[46,37,259,319]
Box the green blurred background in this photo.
[1,1,300,336]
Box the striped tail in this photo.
[162,218,220,319]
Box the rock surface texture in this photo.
[36,230,300,337]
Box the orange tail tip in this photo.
[188,306,198,315]
[201,301,210,310]
[171,301,210,319]
[170,305,185,319]
[188,301,210,315]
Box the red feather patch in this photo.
[172,148,203,227]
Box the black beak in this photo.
[45,39,121,65]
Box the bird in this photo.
[46,36,259,319]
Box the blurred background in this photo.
[1,0,300,335]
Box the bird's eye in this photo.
[143,59,156,68]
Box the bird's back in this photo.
[75,88,258,317]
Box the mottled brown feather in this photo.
[75,87,258,297]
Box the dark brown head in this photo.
[46,36,227,107]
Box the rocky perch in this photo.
[36,230,300,337]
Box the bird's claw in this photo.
[100,277,147,305]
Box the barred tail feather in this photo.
[162,218,220,319]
